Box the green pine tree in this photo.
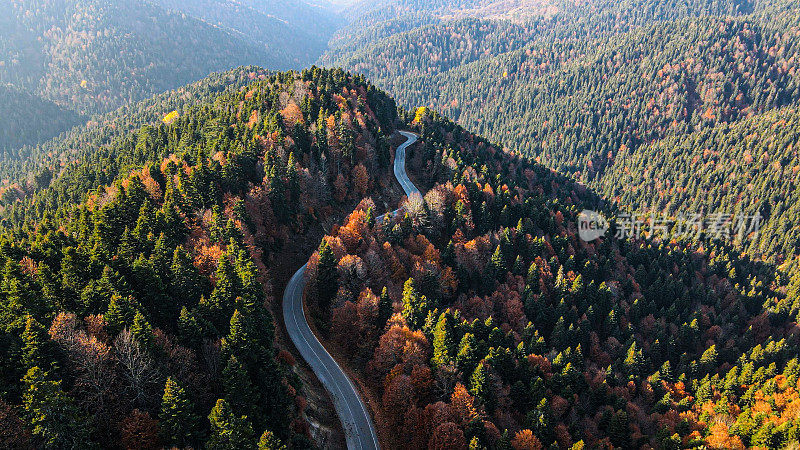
[178,306,203,348]
[470,362,490,406]
[624,342,645,378]
[699,345,719,372]
[207,256,239,330]
[378,287,393,326]
[22,367,87,448]
[234,248,263,307]
[21,316,52,372]
[316,239,339,311]
[207,398,255,450]
[159,377,199,447]
[432,311,456,369]
[223,355,257,422]
[512,255,525,275]
[131,310,155,353]
[488,245,506,281]
[105,294,137,336]
[401,278,428,329]
[170,246,202,305]
[456,333,479,377]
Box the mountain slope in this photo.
[0,67,403,449]
[303,106,799,449]
[321,0,800,263]
[0,63,797,448]
[0,67,272,215]
[0,0,284,115]
[149,0,342,68]
[325,0,754,59]
[598,106,800,261]
[0,85,84,154]
[0,0,339,154]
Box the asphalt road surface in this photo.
[282,131,420,450]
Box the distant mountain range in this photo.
[0,0,341,152]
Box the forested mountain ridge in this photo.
[1,0,800,448]
[0,0,341,156]
[0,67,403,448]
[322,0,800,262]
[598,105,800,262]
[0,67,273,218]
[303,106,800,449]
[325,0,756,63]
[0,0,280,115]
[0,56,797,448]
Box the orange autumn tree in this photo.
[280,102,304,127]
[353,163,370,196]
[512,429,543,450]
[705,423,745,450]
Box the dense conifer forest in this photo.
[0,85,84,155]
[1,0,800,448]
[0,67,400,448]
[323,0,800,262]
[304,106,800,449]
[7,64,799,449]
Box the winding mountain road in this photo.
[282,131,419,450]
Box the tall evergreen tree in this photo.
[131,310,155,354]
[487,245,506,282]
[258,430,287,450]
[177,306,203,348]
[456,333,479,378]
[207,256,239,330]
[401,278,428,329]
[470,362,490,407]
[316,239,339,312]
[223,355,257,422]
[22,367,87,448]
[234,248,262,307]
[170,246,202,305]
[105,295,138,336]
[21,316,52,372]
[624,342,645,378]
[432,311,456,369]
[378,287,393,326]
[159,377,199,447]
[207,398,255,450]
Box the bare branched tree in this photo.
[114,329,161,410]
[403,192,431,232]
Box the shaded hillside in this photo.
[0,67,403,448]
[320,0,800,264]
[0,85,84,154]
[0,0,284,115]
[0,67,272,213]
[305,106,799,449]
[149,0,342,68]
